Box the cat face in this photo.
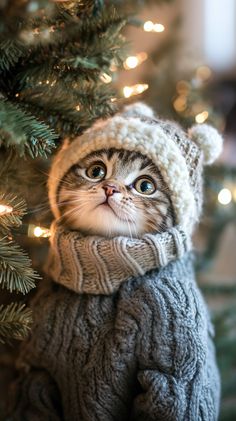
[57,148,175,237]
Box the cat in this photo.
[57,148,175,238]
[11,105,222,421]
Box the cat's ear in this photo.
[188,124,223,165]
[121,102,155,118]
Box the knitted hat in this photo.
[48,102,223,231]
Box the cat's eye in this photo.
[86,162,106,180]
[134,177,156,195]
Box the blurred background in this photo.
[0,0,235,419]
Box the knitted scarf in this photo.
[46,222,191,295]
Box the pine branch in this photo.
[0,99,57,157]
[0,40,25,72]
[0,193,27,234]
[0,236,39,294]
[0,0,56,39]
[0,302,32,344]
[17,80,117,137]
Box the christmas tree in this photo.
[0,0,125,342]
[0,0,126,415]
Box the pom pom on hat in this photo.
[189,124,223,165]
[122,102,154,118]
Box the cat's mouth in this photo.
[98,199,133,224]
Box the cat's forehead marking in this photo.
[78,148,159,184]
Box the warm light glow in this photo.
[196,66,212,81]
[75,104,81,111]
[123,52,148,70]
[153,23,165,32]
[143,21,165,33]
[195,111,209,124]
[33,226,51,238]
[0,204,13,216]
[110,97,117,102]
[124,56,139,69]
[176,80,190,94]
[232,187,236,202]
[173,95,187,112]
[123,87,133,98]
[100,73,112,84]
[143,21,154,32]
[110,62,117,72]
[218,188,232,205]
[123,84,149,98]
[34,227,44,237]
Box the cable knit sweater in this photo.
[11,227,220,421]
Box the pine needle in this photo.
[0,193,27,233]
[0,237,39,294]
[0,99,57,158]
[0,302,32,344]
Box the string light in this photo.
[143,21,165,33]
[123,83,149,98]
[233,187,236,202]
[218,188,232,206]
[195,111,209,124]
[173,95,187,112]
[123,52,148,70]
[75,104,81,111]
[196,66,212,81]
[28,224,51,238]
[153,23,165,32]
[176,80,190,94]
[109,62,117,72]
[0,204,13,216]
[100,73,112,84]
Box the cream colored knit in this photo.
[46,223,191,295]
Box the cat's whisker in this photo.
[56,206,82,223]
[124,215,133,239]
[57,148,175,237]
[39,170,74,187]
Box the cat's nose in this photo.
[102,183,120,197]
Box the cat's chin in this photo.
[63,204,142,238]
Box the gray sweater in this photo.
[12,253,220,421]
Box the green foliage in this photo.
[0,0,127,348]
[0,194,38,296]
[113,0,174,14]
[0,40,25,72]
[0,2,126,147]
[0,302,32,344]
[0,100,57,157]
[0,194,26,234]
[0,193,37,344]
[0,236,38,294]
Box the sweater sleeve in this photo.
[11,368,63,421]
[130,264,220,421]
